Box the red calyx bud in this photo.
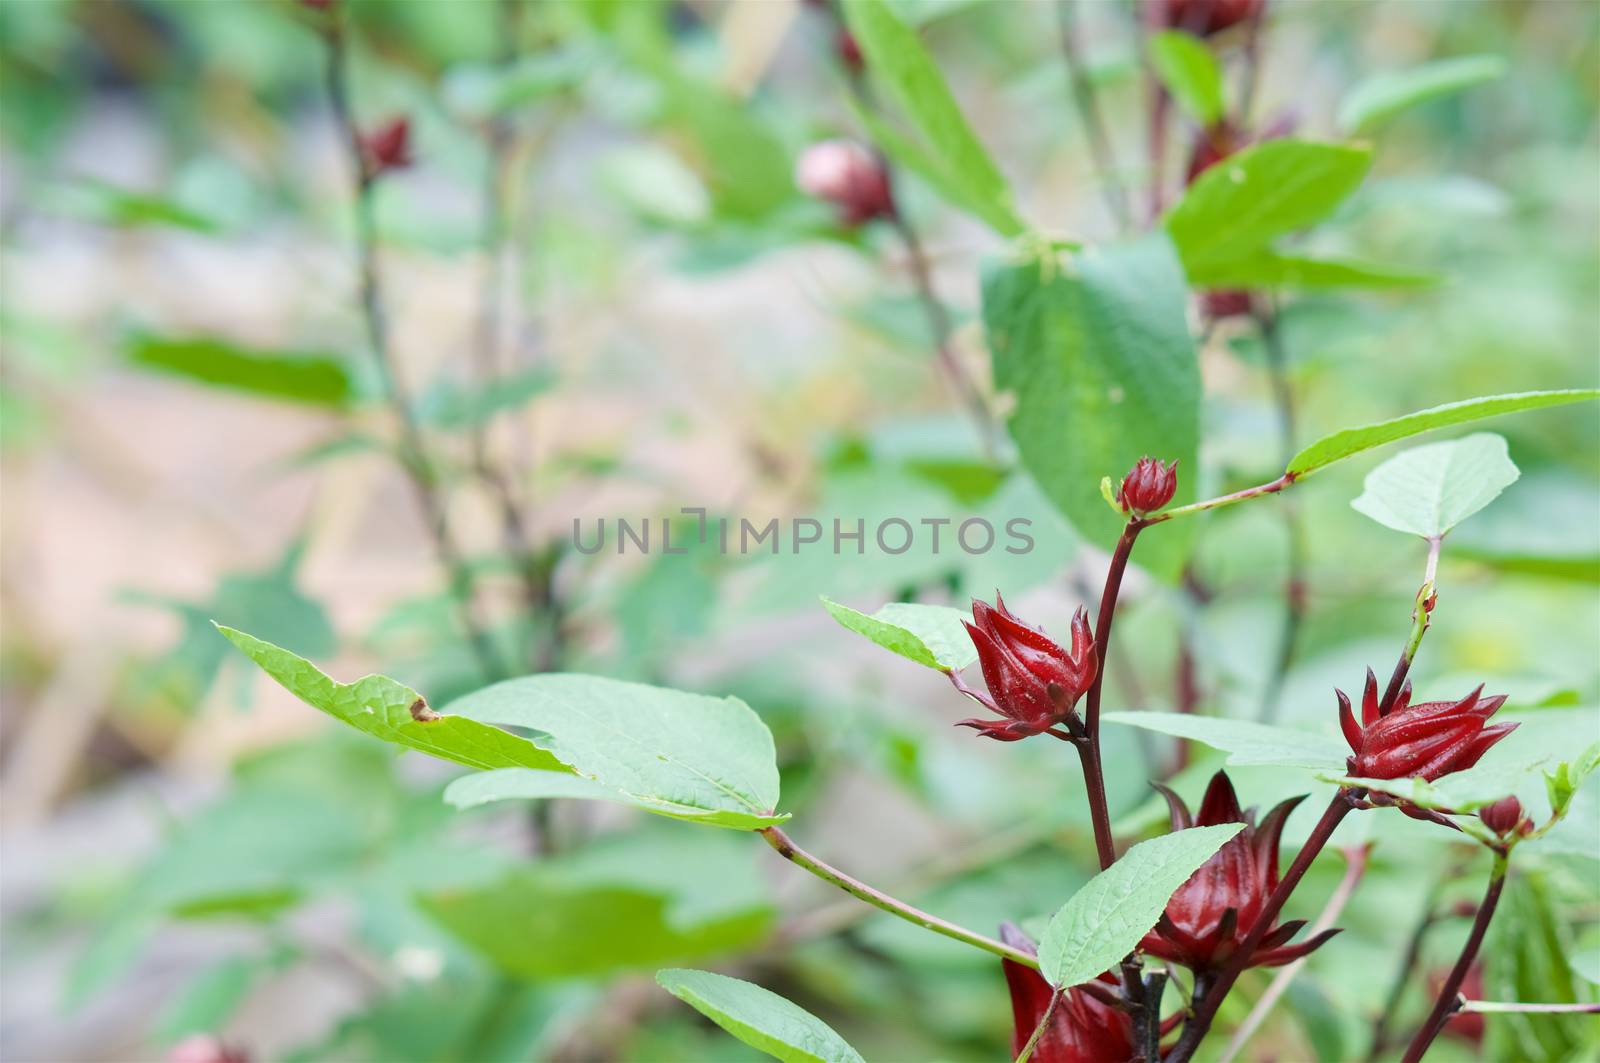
[1151,0,1264,37]
[359,116,412,178]
[955,594,1097,741]
[1200,289,1255,320]
[999,924,1136,1063]
[1338,669,1515,784]
[794,140,895,226]
[1141,772,1341,973]
[836,29,864,71]
[1118,457,1178,516]
[1478,795,1530,837]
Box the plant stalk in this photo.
[1056,0,1130,231]
[1400,855,1509,1063]
[758,826,1039,969]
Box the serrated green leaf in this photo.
[1288,389,1600,477]
[215,626,566,773]
[127,335,356,407]
[1350,432,1520,538]
[656,969,866,1063]
[1148,31,1226,127]
[820,596,976,672]
[1338,54,1507,134]
[1165,140,1372,275]
[1183,249,1437,290]
[1103,711,1347,769]
[983,235,1199,581]
[1038,824,1244,988]
[841,0,1024,236]
[441,674,787,830]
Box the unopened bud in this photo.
[1118,457,1178,516]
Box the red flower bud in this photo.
[1339,669,1515,783]
[1140,772,1340,972]
[1151,0,1264,37]
[999,924,1136,1063]
[836,28,864,71]
[794,140,895,226]
[955,594,1097,741]
[359,116,412,178]
[1478,795,1530,837]
[1118,457,1178,516]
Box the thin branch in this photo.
[1458,1000,1600,1015]
[1400,855,1509,1063]
[1219,844,1371,1063]
[321,18,506,682]
[1056,0,1130,231]
[1365,861,1465,1061]
[758,826,1039,969]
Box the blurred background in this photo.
[1,1,1597,1060]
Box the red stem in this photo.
[1085,521,1142,740]
[1168,790,1356,1062]
[1400,859,1508,1063]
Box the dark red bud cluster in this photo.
[359,116,412,178]
[1141,772,1340,973]
[1151,0,1265,37]
[1338,669,1514,783]
[956,594,1097,741]
[999,925,1136,1063]
[794,140,895,226]
[1118,457,1179,516]
[1478,795,1531,838]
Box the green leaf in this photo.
[1037,824,1244,988]
[1183,250,1437,290]
[415,365,556,431]
[1545,741,1600,820]
[1338,55,1507,134]
[1323,758,1549,813]
[656,969,866,1063]
[421,837,773,979]
[442,674,787,830]
[1350,432,1519,539]
[983,235,1199,580]
[1165,140,1372,276]
[1148,31,1226,126]
[820,597,976,672]
[1102,711,1348,770]
[841,0,1025,236]
[215,626,567,773]
[127,335,356,407]
[1288,389,1600,477]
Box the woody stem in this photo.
[1077,519,1144,870]
[757,826,1039,969]
[1400,854,1509,1063]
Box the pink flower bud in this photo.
[1478,795,1529,837]
[794,140,894,226]
[1118,457,1178,516]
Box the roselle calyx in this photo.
[1152,0,1264,37]
[1140,772,1340,973]
[1117,456,1178,516]
[999,924,1136,1063]
[794,140,895,226]
[956,594,1097,741]
[1338,668,1515,782]
[359,116,412,178]
[1478,795,1531,838]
